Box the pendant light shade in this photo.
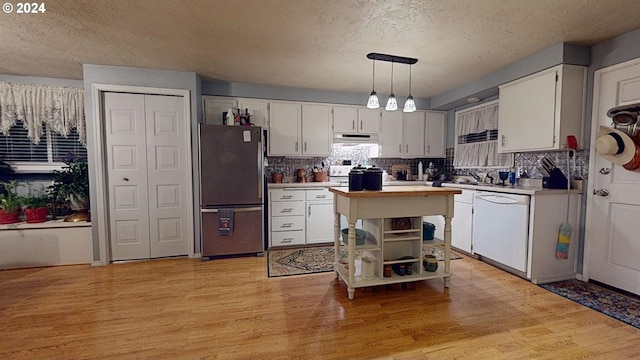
[403,64,416,113]
[367,60,379,109]
[403,95,416,113]
[385,62,398,111]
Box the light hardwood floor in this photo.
[1,253,639,360]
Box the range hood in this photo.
[333,133,379,144]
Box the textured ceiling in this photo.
[1,0,640,99]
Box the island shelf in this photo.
[329,186,461,300]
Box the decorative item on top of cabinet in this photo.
[498,64,586,153]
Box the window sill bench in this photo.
[0,219,92,269]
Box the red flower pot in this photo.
[0,209,21,224]
[24,207,48,223]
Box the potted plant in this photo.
[49,157,90,221]
[22,192,49,223]
[0,180,22,224]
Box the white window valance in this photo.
[454,100,512,168]
[0,82,85,146]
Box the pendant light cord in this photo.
[390,62,394,94]
[372,60,375,90]
[409,64,412,93]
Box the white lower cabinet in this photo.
[306,202,334,244]
[451,190,474,254]
[269,187,334,247]
[269,189,305,247]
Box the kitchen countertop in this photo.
[328,185,461,198]
[268,179,584,195]
[267,182,341,188]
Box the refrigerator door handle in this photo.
[258,139,263,200]
[201,207,262,213]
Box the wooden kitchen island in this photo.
[329,186,462,299]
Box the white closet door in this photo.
[105,93,151,261]
[105,93,189,261]
[144,95,189,258]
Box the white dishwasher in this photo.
[472,191,530,273]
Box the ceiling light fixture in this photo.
[366,59,379,109]
[385,62,398,111]
[403,64,416,113]
[366,53,418,112]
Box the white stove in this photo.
[329,165,354,186]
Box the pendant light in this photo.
[403,64,416,113]
[365,53,418,111]
[385,61,398,111]
[366,59,379,109]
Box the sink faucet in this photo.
[470,173,482,182]
[485,172,494,184]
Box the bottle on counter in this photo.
[418,161,423,181]
[509,166,517,186]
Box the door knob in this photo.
[123,177,129,182]
[593,188,609,197]
[599,167,610,175]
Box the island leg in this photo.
[334,196,340,279]
[443,215,452,288]
[347,221,356,299]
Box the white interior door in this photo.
[144,95,189,258]
[104,92,189,261]
[587,59,640,295]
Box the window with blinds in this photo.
[0,123,87,171]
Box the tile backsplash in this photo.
[265,144,589,182]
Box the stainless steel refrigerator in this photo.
[199,124,264,258]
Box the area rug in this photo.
[539,279,640,329]
[268,243,461,278]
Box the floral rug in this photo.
[267,243,461,278]
[539,279,640,329]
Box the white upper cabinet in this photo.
[425,111,446,158]
[379,111,403,157]
[333,106,380,134]
[333,106,358,133]
[498,64,586,152]
[402,111,425,158]
[301,104,332,156]
[356,108,381,134]
[268,102,332,157]
[203,96,237,124]
[268,102,301,156]
[238,98,269,127]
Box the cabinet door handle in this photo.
[599,167,610,175]
[308,206,311,216]
[315,195,326,199]
[398,144,401,153]
[501,135,506,146]
[360,120,363,131]
[295,141,298,152]
[281,208,293,213]
[281,238,293,243]
[304,142,307,152]
[352,120,355,130]
[281,195,293,199]
[405,144,409,153]
[281,223,292,228]
[427,145,431,153]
